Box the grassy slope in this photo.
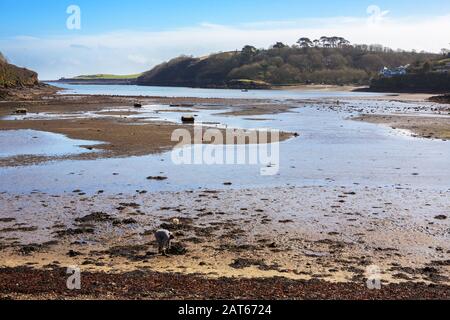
[72,73,142,80]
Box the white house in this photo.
[379,65,409,77]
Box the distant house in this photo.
[379,65,409,78]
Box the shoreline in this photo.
[353,113,450,140]
[1,266,448,300]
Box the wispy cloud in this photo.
[1,13,450,79]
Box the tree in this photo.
[308,50,324,69]
[228,63,264,80]
[138,35,441,88]
[355,44,369,52]
[325,53,348,69]
[357,54,385,72]
[241,45,257,64]
[297,37,313,48]
[368,44,384,52]
[329,36,340,48]
[272,42,288,49]
[242,45,257,55]
[337,37,351,48]
[320,36,331,48]
[288,54,311,71]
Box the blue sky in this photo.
[1,0,450,79]
[2,0,450,36]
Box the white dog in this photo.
[154,229,174,255]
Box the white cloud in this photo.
[1,13,450,79]
[127,54,148,65]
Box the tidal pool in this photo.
[0,129,100,158]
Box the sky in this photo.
[1,0,450,79]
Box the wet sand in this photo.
[0,94,295,166]
[0,94,295,117]
[0,186,448,300]
[354,114,450,140]
[0,119,293,167]
[278,85,437,104]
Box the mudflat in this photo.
[0,186,449,299]
[0,88,449,300]
[354,114,450,140]
[0,94,295,166]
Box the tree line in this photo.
[138,36,441,87]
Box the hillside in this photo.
[0,52,59,101]
[72,73,142,80]
[0,53,39,88]
[137,37,439,88]
[56,73,141,85]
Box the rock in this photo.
[113,218,138,226]
[147,176,168,181]
[268,242,277,248]
[14,108,27,114]
[434,215,447,220]
[167,242,187,255]
[75,212,113,223]
[181,115,195,124]
[55,227,95,237]
[19,244,41,255]
[67,250,82,257]
[134,103,142,108]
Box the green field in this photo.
[72,73,142,80]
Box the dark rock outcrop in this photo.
[0,57,39,88]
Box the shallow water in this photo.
[52,83,381,100]
[1,104,449,194]
[0,130,99,158]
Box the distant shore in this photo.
[44,81,443,102]
[47,79,136,85]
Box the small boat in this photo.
[241,89,249,92]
